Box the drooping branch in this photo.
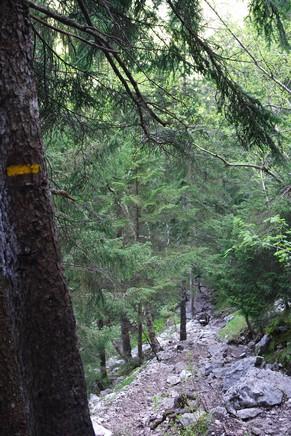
[26,1,109,43]
[166,0,280,155]
[75,0,166,128]
[27,0,166,135]
[192,142,282,183]
[31,15,118,53]
[203,0,291,95]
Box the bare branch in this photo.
[51,189,76,202]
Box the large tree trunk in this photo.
[0,2,94,435]
[121,316,132,361]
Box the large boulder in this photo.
[223,357,257,391]
[166,374,180,386]
[203,361,225,377]
[224,368,291,415]
[255,335,271,355]
[91,419,112,436]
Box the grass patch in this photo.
[218,311,247,341]
[179,413,210,436]
[114,366,142,392]
[116,358,141,377]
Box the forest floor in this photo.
[90,291,291,436]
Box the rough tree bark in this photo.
[0,1,94,435]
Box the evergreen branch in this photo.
[203,0,291,95]
[27,0,166,135]
[64,263,116,286]
[32,26,125,99]
[31,15,118,53]
[75,0,166,129]
[29,0,147,132]
[249,0,290,50]
[26,1,112,44]
[166,0,280,154]
[192,143,282,183]
[77,1,149,135]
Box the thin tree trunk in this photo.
[197,275,202,293]
[180,282,187,341]
[284,297,290,312]
[134,178,141,242]
[137,303,143,363]
[190,268,195,318]
[112,340,124,359]
[99,350,107,380]
[245,313,254,338]
[0,2,94,435]
[145,306,162,353]
[97,319,108,381]
[133,177,144,363]
[121,316,132,361]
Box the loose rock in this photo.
[224,367,291,412]
[166,375,180,386]
[223,357,257,390]
[178,409,205,427]
[236,407,263,420]
[91,420,113,436]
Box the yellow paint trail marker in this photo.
[7,163,41,177]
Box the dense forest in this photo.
[0,0,290,435]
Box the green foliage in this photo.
[264,311,291,370]
[249,0,290,50]
[114,366,142,392]
[178,413,209,436]
[218,312,248,341]
[40,3,291,388]
[219,215,291,321]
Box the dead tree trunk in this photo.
[121,316,132,361]
[180,282,187,341]
[0,2,94,434]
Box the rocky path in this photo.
[90,297,291,436]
